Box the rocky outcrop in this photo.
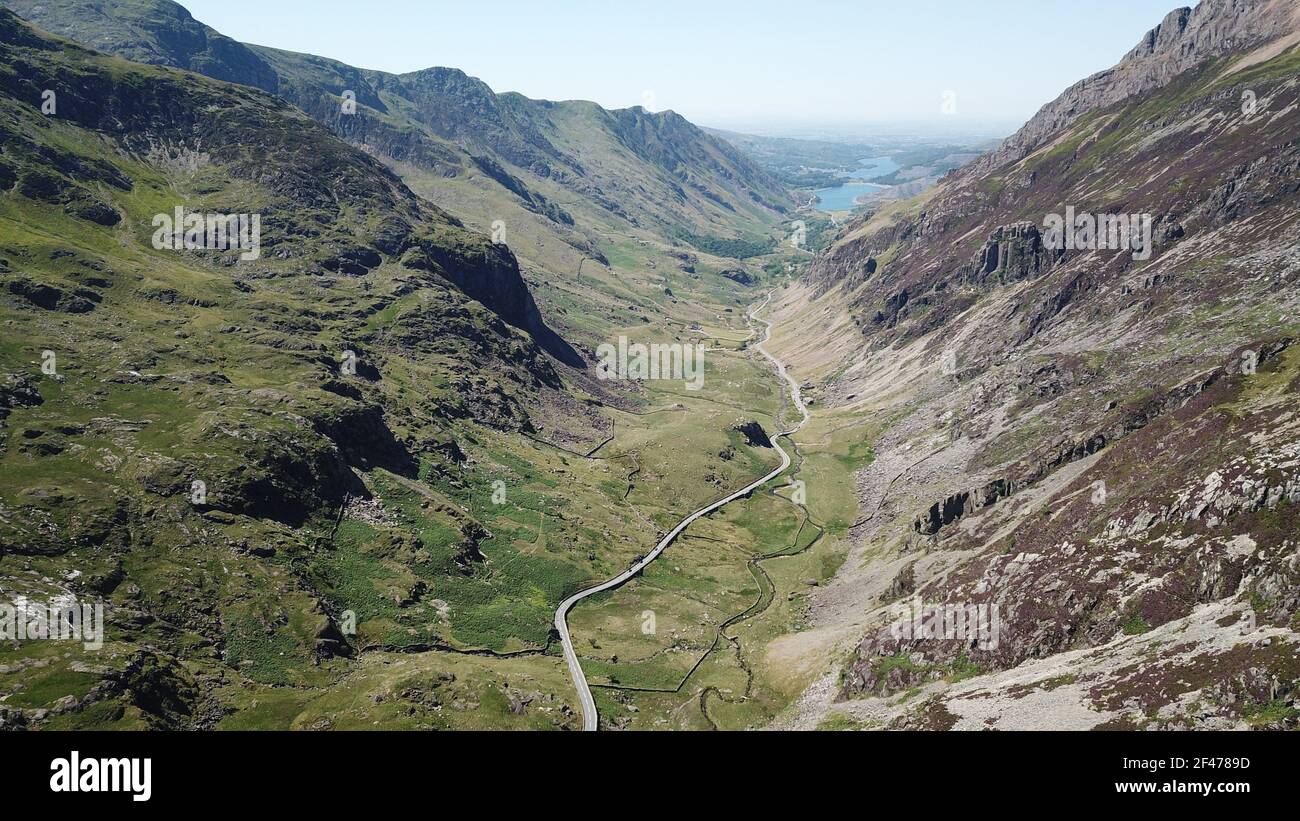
[0,372,41,434]
[913,478,1014,536]
[719,268,757,286]
[870,288,910,328]
[453,522,491,572]
[733,420,773,448]
[5,277,101,313]
[961,223,1060,288]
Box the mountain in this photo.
[1,0,801,412]
[766,0,1300,729]
[969,0,1300,177]
[244,45,793,236]
[1,0,793,258]
[0,6,802,731]
[0,6,600,728]
[0,0,280,88]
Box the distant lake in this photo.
[812,156,899,211]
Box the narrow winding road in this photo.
[555,291,809,731]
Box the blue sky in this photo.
[183,0,1191,133]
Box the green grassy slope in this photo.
[0,9,587,728]
[0,7,827,730]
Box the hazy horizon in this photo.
[182,0,1191,132]
[701,117,1019,143]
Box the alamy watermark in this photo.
[1241,349,1258,375]
[595,337,705,390]
[0,595,104,651]
[941,89,957,116]
[50,751,151,802]
[1091,480,1107,505]
[1241,89,1257,117]
[789,220,806,249]
[940,348,958,376]
[151,207,261,261]
[1043,206,1152,261]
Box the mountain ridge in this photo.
[967,0,1300,177]
[0,0,794,251]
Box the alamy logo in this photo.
[789,220,807,249]
[941,89,958,115]
[50,751,151,802]
[1091,480,1107,505]
[1043,207,1152,261]
[151,207,261,261]
[1241,349,1258,375]
[0,595,104,650]
[940,349,958,376]
[595,337,705,390]
[887,594,1001,650]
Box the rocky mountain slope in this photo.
[0,0,279,88]
[970,0,1300,177]
[0,7,600,728]
[1,0,793,261]
[767,0,1300,729]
